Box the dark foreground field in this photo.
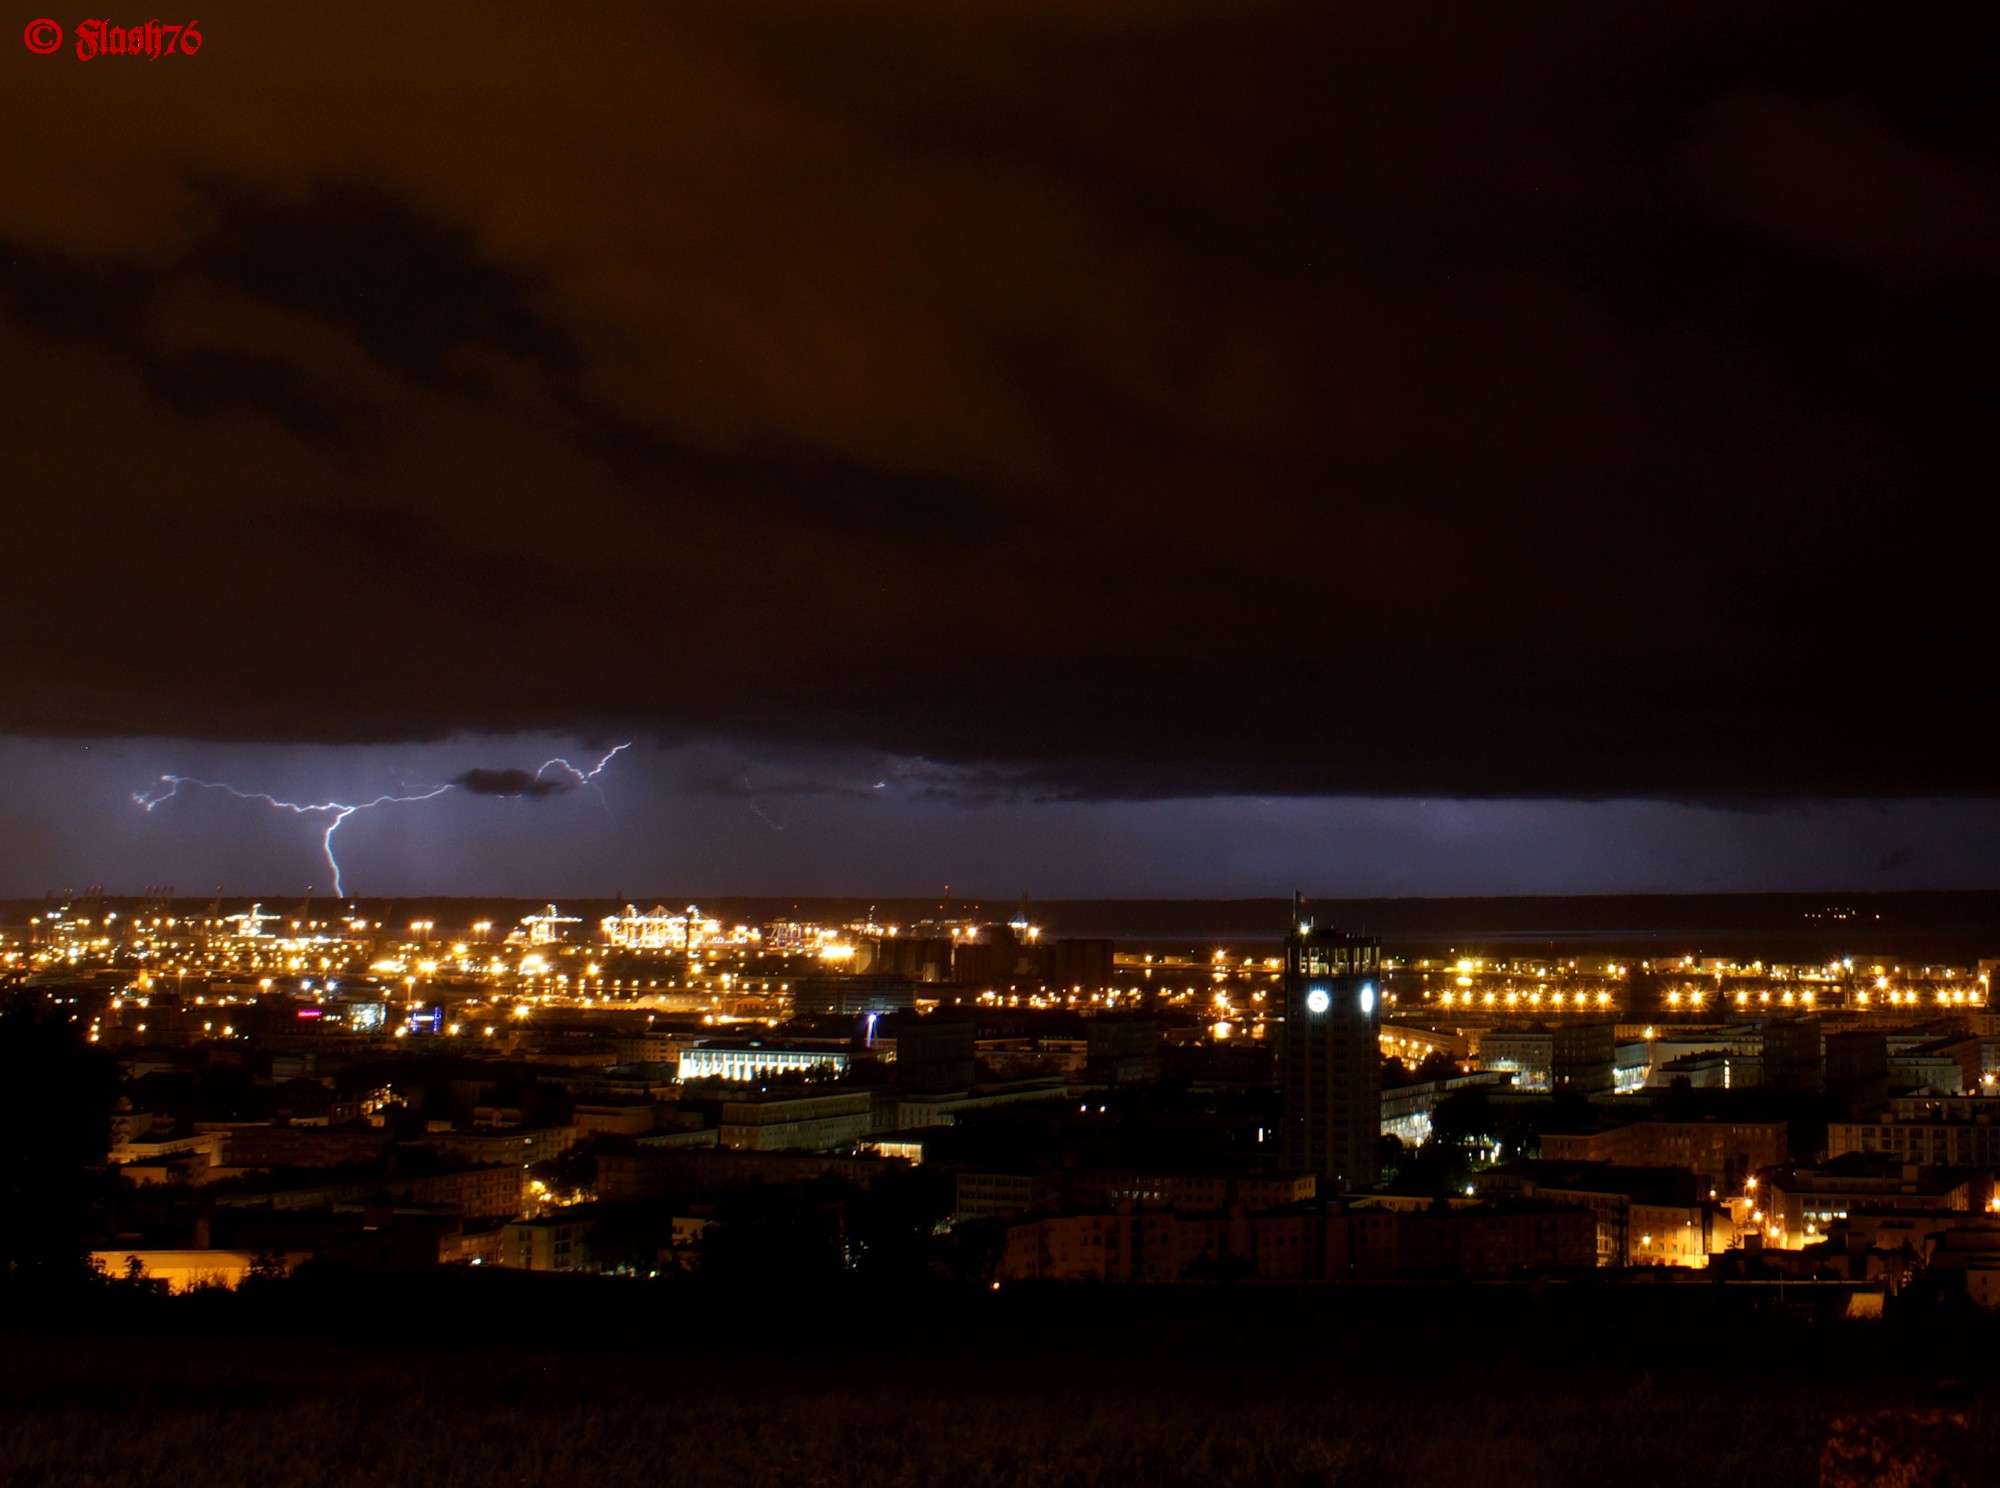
[1,1277,1993,1487]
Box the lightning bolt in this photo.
[536,741,632,804]
[133,742,633,895]
[133,778,455,897]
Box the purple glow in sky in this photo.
[0,735,1993,901]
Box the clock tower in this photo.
[1281,894,1382,1191]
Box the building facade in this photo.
[677,1043,851,1082]
[1828,1117,2000,1168]
[718,1090,875,1151]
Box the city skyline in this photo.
[7,11,2000,1481]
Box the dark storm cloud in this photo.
[188,177,581,390]
[0,238,356,440]
[2,1,1995,800]
[451,767,575,800]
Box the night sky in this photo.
[3,3,1995,898]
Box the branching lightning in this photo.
[133,742,633,895]
[134,779,455,897]
[537,742,631,804]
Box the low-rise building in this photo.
[595,1146,895,1201]
[1888,1040,1969,1097]
[610,1031,679,1065]
[955,1171,1062,1223]
[396,1163,525,1220]
[1829,1113,2000,1167]
[678,1042,851,1082]
[1392,1202,1599,1276]
[501,1212,595,1272]
[953,1167,1316,1224]
[998,1200,1588,1283]
[573,1101,657,1137]
[891,1016,978,1092]
[430,1125,578,1167]
[1476,1029,1552,1092]
[1753,1156,1986,1250]
[1540,1119,1786,1192]
[89,1249,280,1292]
[718,1090,875,1151]
[1380,1071,1511,1145]
[792,977,918,1018]
[208,1159,525,1220]
[1645,1050,1747,1089]
[1061,1168,1317,1216]
[220,1122,396,1169]
[893,1082,1074,1129]
[1474,1160,1729,1267]
[109,1130,225,1168]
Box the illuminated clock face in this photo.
[1305,987,1331,1015]
[1359,983,1376,1016]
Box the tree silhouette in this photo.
[0,1002,118,1290]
